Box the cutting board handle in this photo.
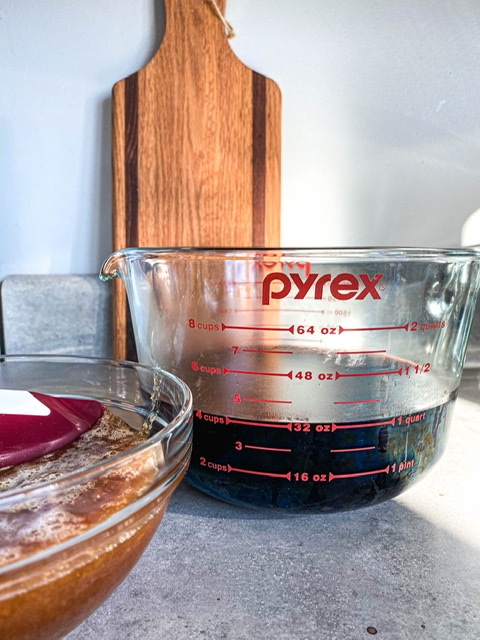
[111,0,281,361]
[157,0,231,57]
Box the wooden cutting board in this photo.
[112,0,281,360]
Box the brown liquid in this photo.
[0,408,185,640]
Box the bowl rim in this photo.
[0,354,192,577]
[0,354,192,504]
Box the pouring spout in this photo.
[99,251,126,281]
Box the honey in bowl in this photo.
[0,385,190,640]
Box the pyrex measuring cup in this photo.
[101,248,480,512]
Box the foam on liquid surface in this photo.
[0,408,154,568]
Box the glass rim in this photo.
[0,354,192,504]
[100,246,480,278]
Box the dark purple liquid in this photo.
[187,397,455,512]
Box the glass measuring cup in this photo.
[101,248,480,512]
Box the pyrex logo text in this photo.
[261,272,384,305]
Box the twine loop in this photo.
[208,0,236,38]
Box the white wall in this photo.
[1,0,480,278]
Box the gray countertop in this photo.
[67,372,480,640]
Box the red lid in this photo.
[0,390,103,469]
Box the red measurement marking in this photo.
[244,398,293,405]
[226,417,293,431]
[244,445,292,452]
[227,464,291,480]
[339,323,408,334]
[330,446,376,453]
[254,308,320,315]
[336,350,387,355]
[211,281,264,286]
[335,368,402,380]
[223,367,293,379]
[334,399,381,405]
[243,349,294,355]
[329,465,390,481]
[331,418,395,432]
[222,323,294,333]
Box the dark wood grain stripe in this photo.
[252,71,266,246]
[124,76,139,361]
[124,75,139,247]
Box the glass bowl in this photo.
[0,355,192,640]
